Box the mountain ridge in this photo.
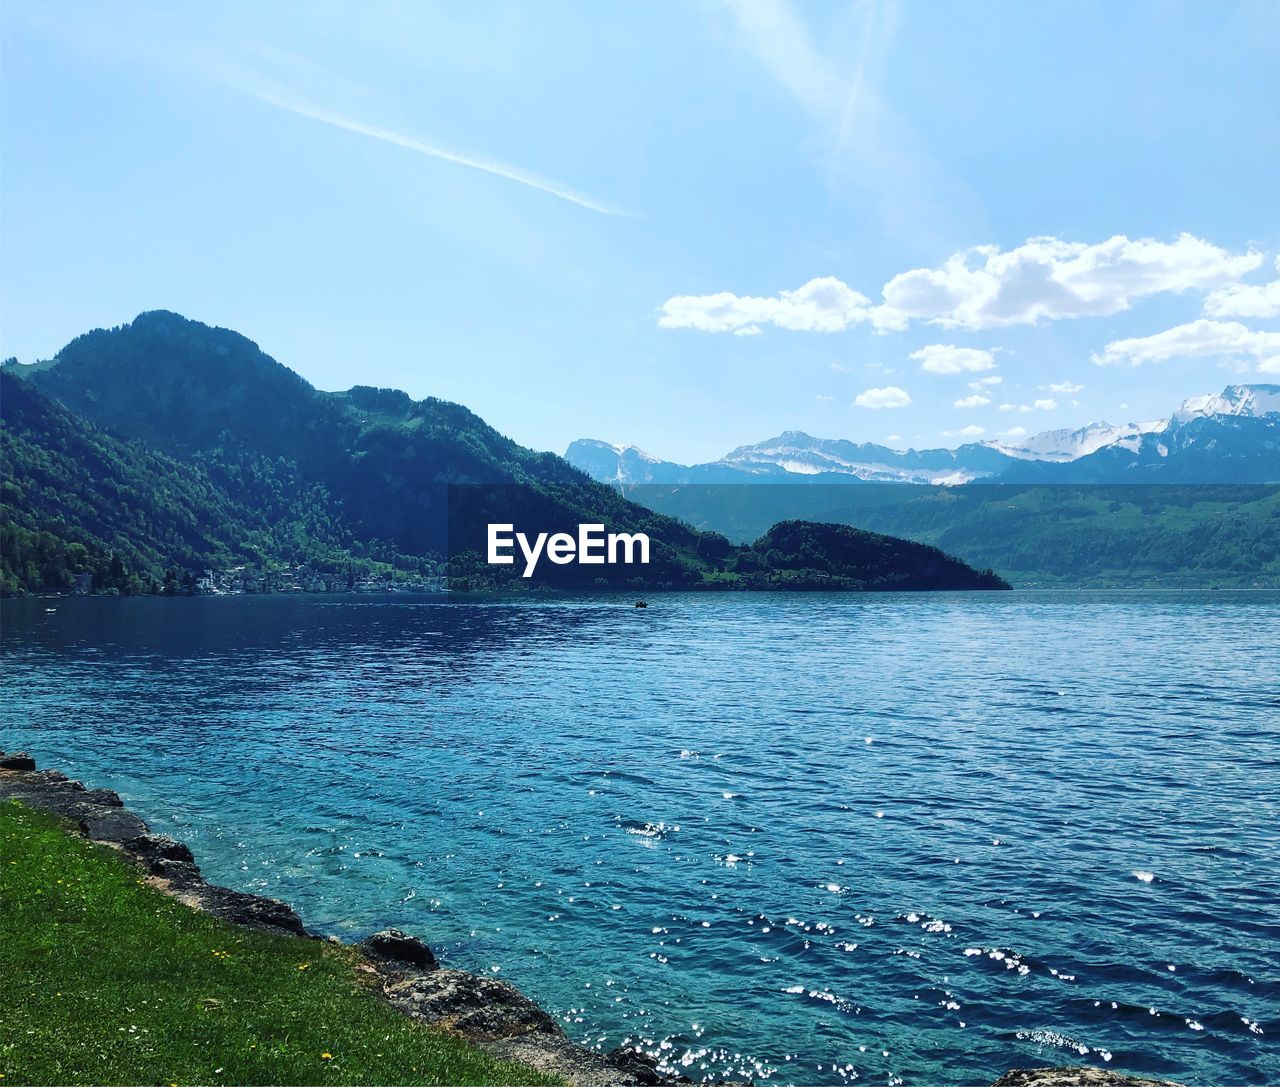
[0,312,1008,595]
[565,383,1280,487]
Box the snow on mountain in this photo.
[563,438,669,483]
[988,385,1279,461]
[1172,384,1280,423]
[986,418,1168,461]
[718,430,1004,483]
[564,385,1280,486]
[583,439,656,461]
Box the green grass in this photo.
[0,800,561,1086]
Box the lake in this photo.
[2,591,1277,1086]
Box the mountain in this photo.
[745,520,1008,591]
[629,479,1280,587]
[1173,384,1280,422]
[717,432,1015,484]
[0,367,346,595]
[562,440,687,484]
[566,433,1016,485]
[566,384,1280,487]
[1000,413,1280,484]
[563,385,1280,586]
[0,312,1007,595]
[986,419,1166,462]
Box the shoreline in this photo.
[0,750,1184,1087]
[5,582,1280,602]
[0,750,702,1087]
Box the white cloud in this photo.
[1033,398,1058,410]
[910,344,997,374]
[1204,257,1280,318]
[662,234,1265,339]
[954,393,991,408]
[885,434,902,442]
[1045,381,1084,393]
[658,277,870,333]
[660,235,1268,339]
[878,234,1261,330]
[968,375,1002,389]
[998,426,1028,439]
[855,385,911,408]
[942,424,986,438]
[999,400,1057,413]
[1093,319,1280,370]
[734,325,763,336]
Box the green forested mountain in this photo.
[0,369,382,594]
[0,312,1007,595]
[740,520,1010,591]
[625,482,1280,587]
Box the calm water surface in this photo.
[2,591,1278,1086]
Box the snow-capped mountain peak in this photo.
[564,384,1280,487]
[986,418,1169,462]
[1172,384,1280,423]
[566,438,660,461]
[563,438,666,483]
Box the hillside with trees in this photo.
[1,312,1007,595]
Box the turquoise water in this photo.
[2,592,1277,1086]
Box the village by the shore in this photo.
[64,562,448,597]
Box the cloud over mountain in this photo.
[876,233,1260,330]
[855,386,911,408]
[1093,319,1280,371]
[658,277,871,334]
[910,345,997,373]
[1204,257,1280,319]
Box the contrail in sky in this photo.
[245,84,635,218]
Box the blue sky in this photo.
[2,0,1278,463]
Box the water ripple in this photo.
[2,590,1278,1086]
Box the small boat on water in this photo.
[634,600,647,609]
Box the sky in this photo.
[2,0,1279,464]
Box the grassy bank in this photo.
[0,800,559,1086]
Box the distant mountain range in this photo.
[0,312,1006,595]
[564,386,1280,587]
[566,384,1280,486]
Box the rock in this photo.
[386,968,564,1043]
[0,752,36,771]
[488,1034,695,1087]
[360,928,439,972]
[992,1069,1185,1087]
[126,833,196,867]
[195,884,308,937]
[48,794,121,821]
[149,858,204,889]
[80,809,149,842]
[605,1045,682,1085]
[0,774,100,822]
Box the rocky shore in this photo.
[1,750,1183,1087]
